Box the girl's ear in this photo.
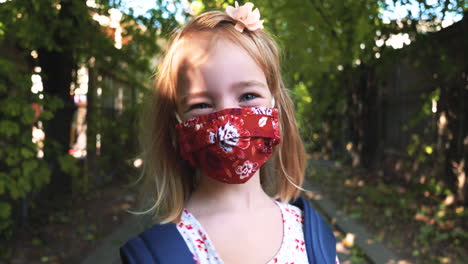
[271,97,275,108]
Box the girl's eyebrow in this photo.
[180,91,210,106]
[231,80,267,90]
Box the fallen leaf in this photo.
[342,233,355,248]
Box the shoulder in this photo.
[120,223,194,264]
[291,196,329,225]
[277,200,304,225]
[290,197,337,264]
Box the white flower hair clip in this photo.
[225,1,264,33]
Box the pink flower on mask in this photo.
[235,160,259,179]
[226,1,264,32]
[211,115,251,160]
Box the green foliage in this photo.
[0,57,51,251]
[405,86,441,164]
[309,163,468,262]
[0,0,182,259]
[57,154,84,194]
[58,154,80,178]
[0,202,11,223]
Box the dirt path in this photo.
[8,181,137,264]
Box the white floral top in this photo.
[176,201,340,264]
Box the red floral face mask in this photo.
[176,107,281,184]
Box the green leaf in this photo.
[0,98,22,117]
[32,164,51,188]
[58,154,80,178]
[20,105,35,124]
[20,148,35,159]
[83,233,95,241]
[0,120,20,137]
[32,238,42,246]
[39,110,54,121]
[0,173,5,195]
[0,202,11,219]
[21,159,38,176]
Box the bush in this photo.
[0,58,52,256]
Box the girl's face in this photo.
[177,35,273,121]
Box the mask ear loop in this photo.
[271,97,275,108]
[175,112,182,123]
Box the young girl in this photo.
[121,2,338,263]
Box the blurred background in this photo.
[0,0,466,263]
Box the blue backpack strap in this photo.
[293,197,336,264]
[120,223,195,264]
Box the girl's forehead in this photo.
[175,33,267,97]
[176,30,262,68]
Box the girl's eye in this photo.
[190,103,210,110]
[240,93,258,102]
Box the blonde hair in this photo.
[139,11,306,223]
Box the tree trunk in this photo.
[38,0,79,200]
[39,48,75,198]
